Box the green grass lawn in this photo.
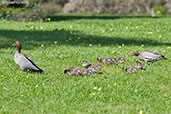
[0,14,171,114]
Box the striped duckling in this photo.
[97,57,116,64]
[131,51,167,63]
[122,66,138,73]
[12,41,43,73]
[82,68,96,75]
[82,60,103,73]
[136,61,144,69]
[64,67,83,76]
[116,57,126,63]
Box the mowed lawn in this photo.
[0,14,171,114]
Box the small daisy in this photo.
[40,26,43,30]
[98,88,101,91]
[54,41,57,44]
[93,87,97,90]
[35,84,39,88]
[141,45,144,48]
[139,110,143,114]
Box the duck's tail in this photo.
[38,69,44,73]
[161,55,167,60]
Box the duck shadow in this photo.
[0,29,170,49]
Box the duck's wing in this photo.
[144,51,162,55]
[23,54,43,72]
[141,51,163,59]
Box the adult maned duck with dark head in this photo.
[12,41,43,73]
[131,51,167,63]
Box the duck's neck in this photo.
[16,46,21,53]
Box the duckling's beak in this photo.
[12,43,15,46]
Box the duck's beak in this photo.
[12,43,15,46]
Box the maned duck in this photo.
[82,60,103,73]
[12,41,43,73]
[97,57,116,64]
[64,67,83,76]
[136,61,144,69]
[116,57,126,63]
[131,51,167,63]
[122,66,138,73]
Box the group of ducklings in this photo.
[64,57,144,76]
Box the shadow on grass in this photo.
[0,29,170,49]
[48,15,163,21]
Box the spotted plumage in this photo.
[136,61,144,69]
[82,68,95,75]
[97,57,116,64]
[116,57,126,63]
[82,60,103,73]
[122,66,138,73]
[64,67,83,76]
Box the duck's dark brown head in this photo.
[12,41,21,53]
[131,51,140,56]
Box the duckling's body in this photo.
[122,67,138,73]
[64,67,83,76]
[97,57,116,64]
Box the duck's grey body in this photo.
[139,51,166,62]
[14,51,43,72]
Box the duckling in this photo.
[122,66,138,73]
[64,67,83,76]
[116,57,126,63]
[82,60,103,73]
[97,57,116,64]
[82,68,95,75]
[136,61,144,69]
